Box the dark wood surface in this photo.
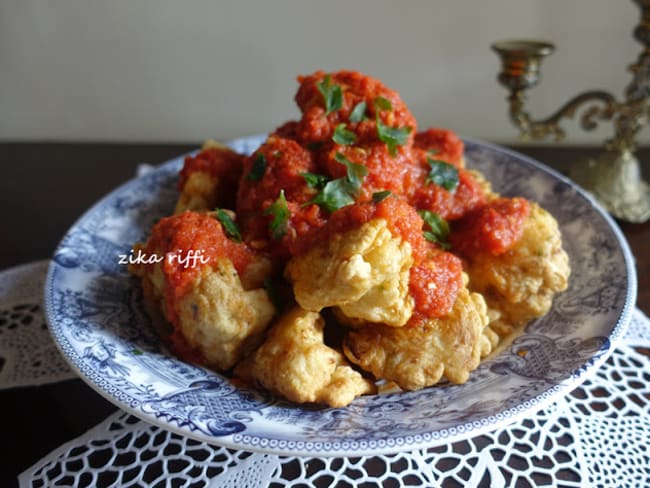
[0,142,648,485]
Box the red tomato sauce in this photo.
[145,211,256,325]
[320,143,418,199]
[407,250,464,324]
[450,197,531,256]
[414,128,465,168]
[293,70,417,147]
[178,147,244,207]
[236,136,317,214]
[409,160,487,221]
[235,135,328,259]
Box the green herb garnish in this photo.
[301,172,329,189]
[334,152,367,189]
[425,158,459,192]
[317,74,343,115]
[246,152,266,181]
[307,153,368,212]
[376,115,412,157]
[373,96,393,111]
[309,179,356,213]
[332,123,357,145]
[131,349,144,356]
[372,190,392,203]
[419,210,451,249]
[349,101,368,122]
[264,190,290,239]
[215,209,242,242]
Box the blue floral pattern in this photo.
[44,136,636,456]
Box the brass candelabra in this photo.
[492,0,650,223]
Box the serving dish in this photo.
[45,135,636,456]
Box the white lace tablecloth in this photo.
[3,260,650,488]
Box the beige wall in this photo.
[0,0,640,145]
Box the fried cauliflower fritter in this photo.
[235,307,376,407]
[175,171,219,214]
[129,211,275,371]
[175,260,275,371]
[343,286,491,390]
[284,219,414,327]
[463,203,570,336]
[175,141,244,214]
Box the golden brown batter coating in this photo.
[235,307,376,407]
[175,141,244,214]
[176,260,275,371]
[463,203,570,336]
[343,286,491,391]
[284,219,414,327]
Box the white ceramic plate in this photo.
[45,135,636,457]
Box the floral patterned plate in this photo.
[44,135,636,457]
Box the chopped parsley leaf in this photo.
[215,209,242,242]
[309,179,356,213]
[419,210,451,249]
[332,123,357,145]
[376,115,412,157]
[373,96,393,111]
[334,152,367,190]
[246,152,266,181]
[306,153,368,213]
[426,158,459,192]
[301,172,329,189]
[372,190,392,203]
[317,74,343,115]
[264,190,290,240]
[349,101,368,122]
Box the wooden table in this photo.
[0,142,648,486]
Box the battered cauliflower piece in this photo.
[284,219,414,327]
[175,141,244,214]
[129,211,275,371]
[235,307,376,407]
[176,260,275,371]
[343,286,491,390]
[463,203,570,336]
[175,171,220,214]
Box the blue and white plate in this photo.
[45,136,636,457]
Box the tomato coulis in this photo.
[407,250,464,325]
[178,147,244,207]
[450,197,531,256]
[414,127,465,168]
[235,135,328,260]
[293,70,417,147]
[409,160,487,221]
[319,142,419,200]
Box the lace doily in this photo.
[0,260,75,389]
[5,261,650,487]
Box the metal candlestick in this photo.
[492,1,650,223]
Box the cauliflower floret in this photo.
[129,211,275,370]
[464,203,570,336]
[343,286,490,390]
[235,306,376,407]
[176,259,275,371]
[285,219,414,327]
[175,141,243,214]
[175,171,219,214]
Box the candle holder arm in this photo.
[507,89,619,142]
